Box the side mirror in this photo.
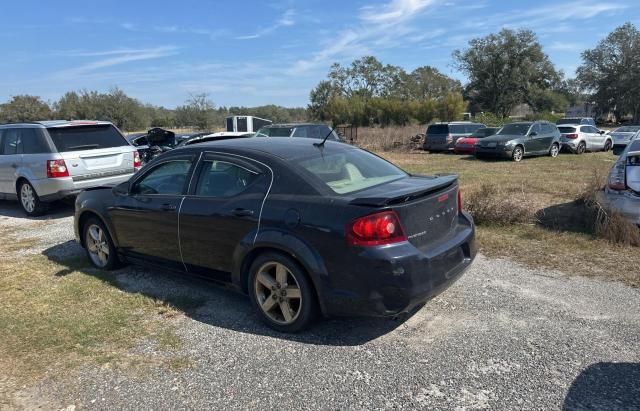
[112,181,130,196]
[529,131,538,137]
[599,130,605,134]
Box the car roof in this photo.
[0,120,113,129]
[173,137,353,160]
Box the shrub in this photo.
[464,183,534,225]
[579,172,640,246]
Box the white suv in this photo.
[0,120,140,215]
[557,124,612,154]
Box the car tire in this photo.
[604,140,612,152]
[248,252,318,333]
[18,180,48,216]
[511,146,524,162]
[83,217,120,270]
[576,142,586,154]
[549,143,560,158]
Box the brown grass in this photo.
[357,126,424,151]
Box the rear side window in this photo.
[47,125,128,152]
[449,125,467,134]
[195,160,260,197]
[1,129,19,155]
[20,128,51,154]
[292,127,309,137]
[465,124,484,133]
[294,149,407,194]
[426,124,448,134]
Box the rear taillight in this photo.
[133,150,141,168]
[46,160,69,178]
[608,162,626,190]
[458,190,463,214]
[446,134,453,143]
[564,133,578,139]
[346,211,407,247]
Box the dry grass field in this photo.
[379,150,640,286]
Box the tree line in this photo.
[309,22,640,126]
[0,89,309,132]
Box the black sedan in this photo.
[74,138,476,332]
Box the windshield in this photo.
[294,149,406,195]
[255,127,294,137]
[498,123,531,136]
[615,126,640,133]
[47,125,128,152]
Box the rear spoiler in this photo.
[349,174,457,206]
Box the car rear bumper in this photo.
[599,189,640,226]
[322,214,477,317]
[424,142,454,151]
[32,172,134,202]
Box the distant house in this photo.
[566,103,597,118]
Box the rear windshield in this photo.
[294,149,406,194]
[615,126,640,133]
[498,123,531,136]
[426,124,448,134]
[256,127,293,137]
[558,126,576,133]
[48,125,128,152]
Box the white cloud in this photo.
[360,0,436,24]
[236,9,296,40]
[55,46,180,77]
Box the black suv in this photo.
[255,123,340,141]
[423,122,486,152]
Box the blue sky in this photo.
[1,0,638,108]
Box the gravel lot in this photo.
[2,201,639,410]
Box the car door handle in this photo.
[232,208,254,217]
[160,203,177,211]
[11,163,18,168]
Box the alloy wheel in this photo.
[254,261,302,325]
[513,147,523,162]
[20,184,35,213]
[577,142,586,154]
[86,224,110,268]
[550,144,560,157]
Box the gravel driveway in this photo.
[2,201,639,410]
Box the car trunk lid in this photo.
[349,175,459,250]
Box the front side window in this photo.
[195,160,260,197]
[132,160,192,195]
[294,148,407,194]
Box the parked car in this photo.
[609,125,640,154]
[423,122,486,152]
[0,120,140,216]
[255,123,340,141]
[177,131,254,146]
[556,117,596,127]
[600,137,640,226]
[558,124,612,154]
[74,138,476,332]
[475,121,561,162]
[454,127,500,154]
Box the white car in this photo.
[557,124,612,154]
[600,136,640,226]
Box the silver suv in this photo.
[557,124,612,154]
[0,120,140,215]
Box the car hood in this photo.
[478,134,521,144]
[610,132,636,141]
